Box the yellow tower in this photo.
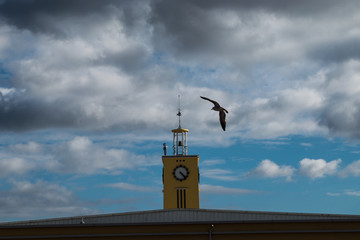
[162,98,200,209]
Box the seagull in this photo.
[200,96,228,131]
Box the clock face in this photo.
[173,165,189,181]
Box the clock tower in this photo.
[162,99,200,209]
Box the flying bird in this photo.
[200,96,228,131]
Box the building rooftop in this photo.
[2,209,360,226]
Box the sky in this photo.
[1,0,360,222]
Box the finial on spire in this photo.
[177,95,182,128]
[171,95,189,155]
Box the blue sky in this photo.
[1,0,360,222]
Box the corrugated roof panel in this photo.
[2,209,360,226]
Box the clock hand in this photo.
[180,172,186,178]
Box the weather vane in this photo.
[177,95,182,128]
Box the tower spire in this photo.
[171,95,188,156]
[177,95,181,128]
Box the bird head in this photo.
[211,107,216,111]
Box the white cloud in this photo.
[0,157,34,177]
[317,60,360,139]
[0,87,15,96]
[300,142,313,147]
[339,160,360,177]
[0,180,96,220]
[299,158,341,179]
[10,141,42,154]
[237,86,325,139]
[247,159,295,181]
[201,159,226,166]
[200,184,258,195]
[50,136,158,174]
[344,190,360,197]
[104,182,154,192]
[327,190,360,197]
[327,192,341,197]
[201,169,237,181]
[0,137,159,177]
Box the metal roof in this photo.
[2,209,360,226]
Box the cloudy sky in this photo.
[1,0,360,222]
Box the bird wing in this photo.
[219,110,226,131]
[200,96,220,108]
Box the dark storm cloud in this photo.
[320,101,360,139]
[150,0,359,58]
[0,96,79,131]
[0,94,154,132]
[152,0,347,15]
[312,59,360,139]
[2,0,359,63]
[0,0,143,36]
[150,0,266,58]
[0,0,103,35]
[99,47,149,72]
[1,0,352,40]
[318,90,360,139]
[309,37,360,63]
